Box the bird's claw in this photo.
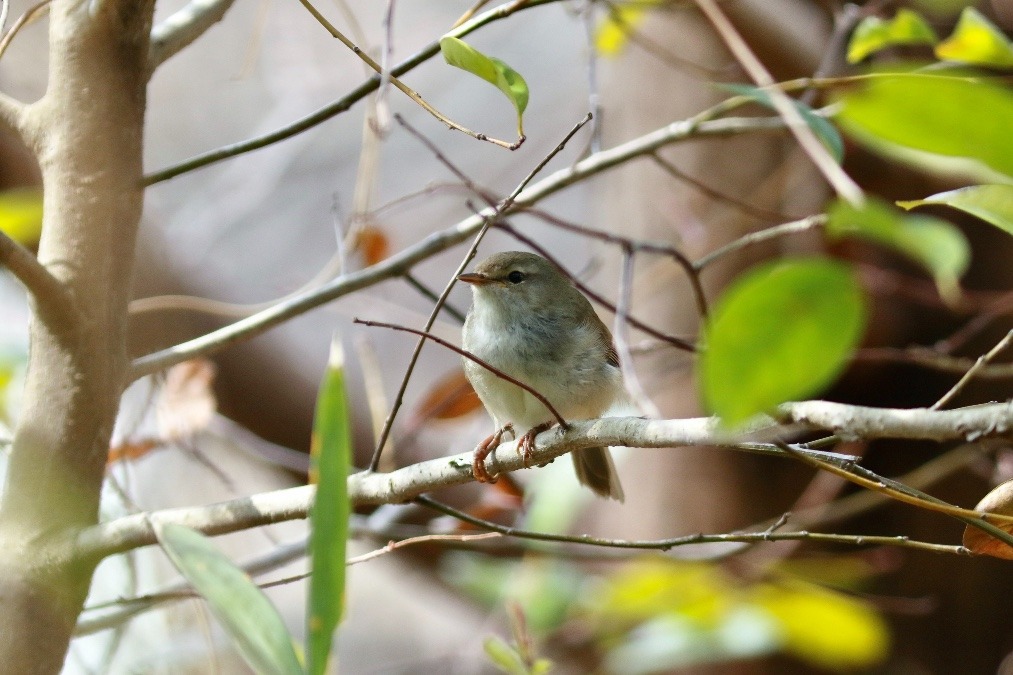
[517,422,554,468]
[472,423,515,484]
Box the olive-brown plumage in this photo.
[459,251,626,501]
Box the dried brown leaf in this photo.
[963,479,1013,559]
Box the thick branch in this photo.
[66,401,1012,563]
[130,113,791,379]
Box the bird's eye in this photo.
[507,270,525,284]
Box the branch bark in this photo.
[65,401,1013,565]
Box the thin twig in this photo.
[693,0,864,205]
[300,0,523,149]
[0,0,48,62]
[932,329,1013,411]
[693,214,827,271]
[651,154,795,222]
[404,273,467,324]
[855,347,1013,379]
[415,495,966,556]
[354,318,569,428]
[613,246,660,416]
[148,0,239,68]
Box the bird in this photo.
[458,251,626,501]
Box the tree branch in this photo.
[0,229,76,321]
[148,0,239,69]
[66,401,1012,563]
[130,113,791,380]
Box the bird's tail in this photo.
[571,446,625,502]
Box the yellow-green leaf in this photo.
[828,196,970,303]
[594,1,660,56]
[846,9,939,63]
[699,259,866,426]
[936,7,1013,67]
[439,36,529,136]
[836,74,1013,181]
[154,523,303,675]
[753,581,889,670]
[307,339,352,675]
[0,188,42,246]
[898,184,1013,237]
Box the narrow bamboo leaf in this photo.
[439,36,529,135]
[936,7,1013,67]
[699,258,866,426]
[847,9,938,63]
[0,187,43,246]
[154,522,303,675]
[898,184,1013,236]
[719,83,843,163]
[836,74,1013,181]
[827,196,970,302]
[306,339,352,675]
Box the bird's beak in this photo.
[457,272,494,286]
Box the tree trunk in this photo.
[0,0,152,670]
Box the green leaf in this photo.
[0,187,43,246]
[719,84,843,163]
[936,7,1013,67]
[827,196,970,302]
[306,339,352,675]
[898,184,1013,236]
[846,9,939,63]
[835,73,1013,181]
[154,522,303,675]
[699,258,866,426]
[484,636,529,675]
[439,36,529,136]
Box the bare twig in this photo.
[613,246,660,416]
[693,0,863,205]
[932,329,1013,411]
[354,318,569,428]
[297,0,522,150]
[0,0,48,63]
[693,214,827,271]
[415,495,965,556]
[855,347,1013,379]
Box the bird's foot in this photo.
[517,421,554,468]
[472,423,515,484]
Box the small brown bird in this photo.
[459,251,626,501]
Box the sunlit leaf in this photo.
[307,339,352,675]
[154,523,303,675]
[720,83,843,163]
[439,36,529,136]
[484,635,529,675]
[936,7,1013,67]
[0,187,43,246]
[594,1,660,56]
[753,582,889,670]
[897,184,1013,236]
[828,196,970,303]
[699,258,866,426]
[963,479,1013,559]
[846,9,938,63]
[836,74,1013,181]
